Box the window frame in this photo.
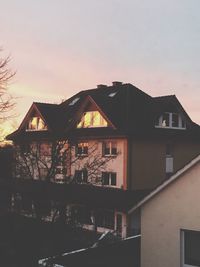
[76,142,89,157]
[26,116,48,131]
[102,141,117,157]
[102,172,117,186]
[74,169,88,184]
[155,112,186,130]
[181,229,200,267]
[77,111,108,128]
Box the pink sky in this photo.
[1,0,200,134]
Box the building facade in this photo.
[129,155,200,267]
[7,81,200,237]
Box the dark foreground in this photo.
[0,213,98,267]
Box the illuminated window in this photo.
[155,113,186,129]
[77,111,108,128]
[27,117,47,131]
[102,141,117,156]
[76,142,88,156]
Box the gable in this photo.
[26,114,47,131]
[75,96,116,129]
[153,95,194,130]
[19,103,48,132]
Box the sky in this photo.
[1,0,200,134]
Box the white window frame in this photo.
[181,230,200,267]
[102,172,117,186]
[155,112,186,130]
[103,141,117,156]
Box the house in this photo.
[129,154,200,267]
[7,81,200,237]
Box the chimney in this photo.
[112,81,123,86]
[97,84,107,89]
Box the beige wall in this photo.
[141,161,200,267]
[129,140,166,190]
[129,139,200,190]
[174,142,200,171]
[70,139,127,189]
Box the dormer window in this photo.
[26,117,47,131]
[77,111,108,128]
[155,112,186,129]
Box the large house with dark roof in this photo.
[7,81,200,237]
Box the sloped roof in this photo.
[7,82,200,140]
[45,234,140,267]
[33,102,61,131]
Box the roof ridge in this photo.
[34,101,57,105]
[154,94,176,99]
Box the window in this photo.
[96,210,115,229]
[74,169,88,183]
[76,143,88,156]
[108,92,117,97]
[155,112,186,129]
[27,117,47,131]
[69,97,80,106]
[102,172,117,186]
[181,230,200,267]
[77,111,108,128]
[102,141,117,156]
[166,143,174,175]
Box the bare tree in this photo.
[14,139,117,225]
[0,50,16,122]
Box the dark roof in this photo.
[33,102,61,131]
[7,82,200,140]
[46,234,140,267]
[0,179,150,212]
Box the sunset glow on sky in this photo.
[1,0,200,134]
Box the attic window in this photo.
[69,97,80,106]
[108,92,117,97]
[26,117,47,131]
[77,111,108,128]
[155,112,186,129]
